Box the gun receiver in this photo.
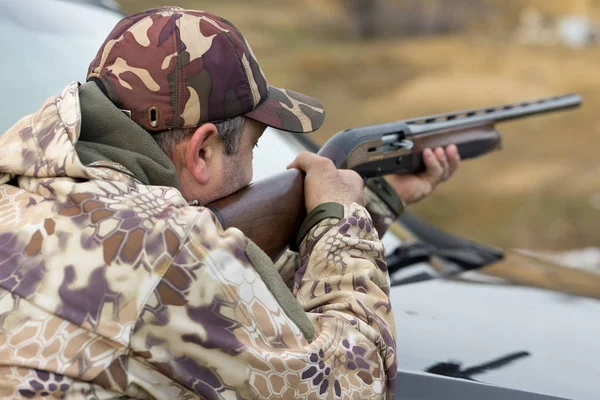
[208,94,582,260]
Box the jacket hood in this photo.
[0,83,86,184]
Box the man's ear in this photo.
[185,123,218,185]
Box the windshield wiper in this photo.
[388,238,505,286]
[425,351,531,381]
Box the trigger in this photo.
[392,139,414,150]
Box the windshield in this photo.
[59,0,121,12]
[0,0,121,132]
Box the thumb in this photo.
[286,151,315,172]
[286,159,298,170]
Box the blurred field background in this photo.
[119,0,600,252]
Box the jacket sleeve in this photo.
[130,204,397,399]
[274,184,399,287]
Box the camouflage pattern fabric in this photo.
[0,83,397,398]
[275,188,399,289]
[87,7,325,134]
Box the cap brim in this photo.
[245,85,325,134]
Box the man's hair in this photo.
[153,116,246,158]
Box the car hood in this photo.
[390,250,600,400]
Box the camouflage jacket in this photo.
[0,83,397,399]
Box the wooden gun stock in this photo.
[208,169,305,261]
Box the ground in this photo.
[118,0,600,251]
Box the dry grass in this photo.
[118,0,600,251]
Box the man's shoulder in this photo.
[0,177,222,336]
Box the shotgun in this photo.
[207,94,582,260]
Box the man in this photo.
[0,7,459,399]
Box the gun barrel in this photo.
[406,94,582,135]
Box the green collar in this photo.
[75,81,181,190]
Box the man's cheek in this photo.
[244,160,253,184]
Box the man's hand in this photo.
[385,145,461,205]
[288,152,364,213]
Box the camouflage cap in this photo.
[87,7,325,133]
